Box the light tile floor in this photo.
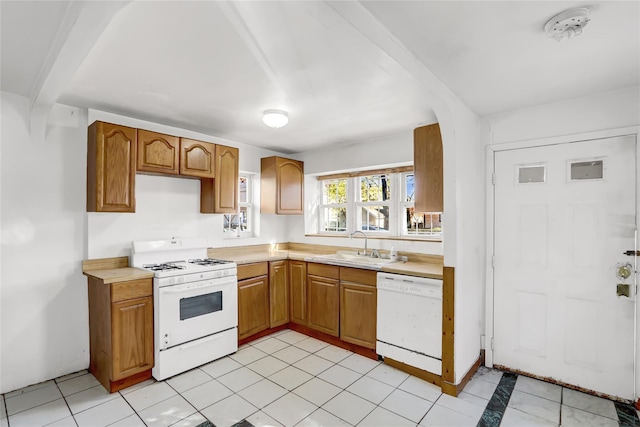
[2,329,639,427]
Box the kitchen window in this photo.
[223,175,253,236]
[402,173,442,236]
[318,168,442,238]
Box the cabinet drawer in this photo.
[237,262,269,281]
[340,267,377,287]
[112,279,152,303]
[307,263,339,280]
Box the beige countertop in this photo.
[83,267,153,284]
[218,250,443,280]
[82,245,443,281]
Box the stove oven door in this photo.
[156,276,238,350]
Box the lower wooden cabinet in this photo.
[238,275,270,339]
[88,277,153,392]
[339,267,377,349]
[269,261,289,327]
[289,260,307,325]
[307,263,340,337]
[111,296,154,380]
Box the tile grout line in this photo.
[54,380,78,427]
[476,372,517,427]
[248,336,438,426]
[238,335,394,426]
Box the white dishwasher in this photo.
[376,272,443,375]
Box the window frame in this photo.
[318,177,349,233]
[317,168,441,239]
[223,174,254,237]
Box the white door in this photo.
[493,135,636,399]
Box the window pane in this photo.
[322,207,346,232]
[570,160,603,180]
[360,206,390,231]
[223,214,237,232]
[239,206,249,231]
[322,179,347,204]
[405,174,415,202]
[239,177,248,203]
[360,175,390,202]
[406,208,442,235]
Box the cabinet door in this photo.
[214,144,239,213]
[137,130,179,175]
[340,282,377,349]
[269,261,289,327]
[111,296,153,380]
[414,123,443,212]
[87,121,136,212]
[238,275,270,339]
[260,156,304,215]
[307,275,340,336]
[289,261,307,325]
[180,138,215,178]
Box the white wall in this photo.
[86,110,290,258]
[488,86,640,145]
[0,100,292,393]
[1,93,89,393]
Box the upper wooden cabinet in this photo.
[215,144,239,213]
[136,130,179,175]
[414,123,443,213]
[261,156,304,215]
[87,121,240,214]
[200,144,239,214]
[87,121,137,213]
[180,138,215,179]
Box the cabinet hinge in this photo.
[491,256,495,269]
[491,173,496,185]
[491,337,495,351]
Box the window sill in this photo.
[304,233,442,243]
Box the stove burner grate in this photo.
[142,263,186,272]
[188,258,232,266]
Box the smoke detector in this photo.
[544,8,591,42]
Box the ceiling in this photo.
[2,1,638,154]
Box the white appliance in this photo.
[130,238,238,380]
[376,272,443,375]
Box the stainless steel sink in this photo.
[305,251,400,270]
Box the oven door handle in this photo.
[160,285,220,294]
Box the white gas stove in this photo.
[131,238,238,380]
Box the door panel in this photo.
[493,135,636,399]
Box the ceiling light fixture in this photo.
[262,110,289,128]
[544,7,591,42]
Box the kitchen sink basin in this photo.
[305,251,400,270]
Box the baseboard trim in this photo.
[442,353,483,397]
[495,363,633,404]
[238,324,288,346]
[109,369,151,393]
[383,357,442,387]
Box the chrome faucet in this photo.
[350,230,368,255]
